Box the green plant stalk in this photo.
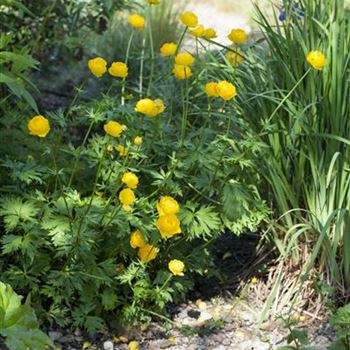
[180,74,190,147]
[146,6,155,96]
[68,118,95,187]
[122,30,134,105]
[139,36,146,98]
[76,146,107,238]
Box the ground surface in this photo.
[45,234,335,350]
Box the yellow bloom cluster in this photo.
[135,98,165,117]
[168,259,185,276]
[180,11,198,28]
[129,230,158,262]
[205,81,237,101]
[28,115,50,138]
[160,42,177,57]
[104,120,124,137]
[121,171,139,189]
[227,28,247,45]
[148,0,160,4]
[117,145,128,157]
[156,196,181,239]
[173,52,195,80]
[306,50,326,70]
[128,14,145,29]
[88,57,128,79]
[119,188,135,211]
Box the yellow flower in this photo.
[180,11,198,28]
[157,196,180,216]
[175,52,195,66]
[128,340,140,350]
[119,188,135,211]
[160,42,177,57]
[148,0,160,4]
[117,145,129,157]
[228,28,247,45]
[226,48,244,67]
[168,259,185,276]
[156,214,181,239]
[88,57,107,77]
[190,24,205,37]
[108,61,128,78]
[203,28,217,39]
[216,80,237,101]
[251,277,259,285]
[205,82,219,97]
[28,115,50,138]
[128,14,145,29]
[135,98,164,117]
[138,244,158,262]
[306,50,326,70]
[104,121,123,137]
[134,136,143,145]
[154,99,165,114]
[130,229,146,248]
[121,171,139,189]
[173,64,192,80]
[107,145,114,152]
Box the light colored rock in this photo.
[103,340,114,350]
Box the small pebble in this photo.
[103,340,114,350]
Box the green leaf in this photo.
[0,197,40,231]
[180,203,222,240]
[0,282,53,350]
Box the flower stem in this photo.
[122,31,134,105]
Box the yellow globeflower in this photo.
[168,259,185,276]
[175,52,195,66]
[121,171,139,189]
[28,115,50,138]
[160,42,177,57]
[104,121,123,137]
[108,62,128,78]
[154,99,165,114]
[156,214,181,239]
[157,196,180,216]
[128,14,145,29]
[306,50,326,70]
[226,48,244,67]
[203,28,217,39]
[148,0,160,4]
[173,64,192,80]
[180,11,198,28]
[134,136,143,145]
[135,98,156,116]
[205,82,219,97]
[228,28,247,45]
[119,188,135,211]
[216,80,237,101]
[130,229,146,248]
[116,145,129,157]
[135,98,164,117]
[138,244,158,262]
[88,57,107,77]
[190,24,205,37]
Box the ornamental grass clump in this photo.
[209,0,350,319]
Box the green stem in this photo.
[139,36,146,98]
[175,27,188,55]
[146,6,155,95]
[180,75,189,147]
[68,119,95,187]
[76,146,107,236]
[122,31,134,105]
[263,68,311,127]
